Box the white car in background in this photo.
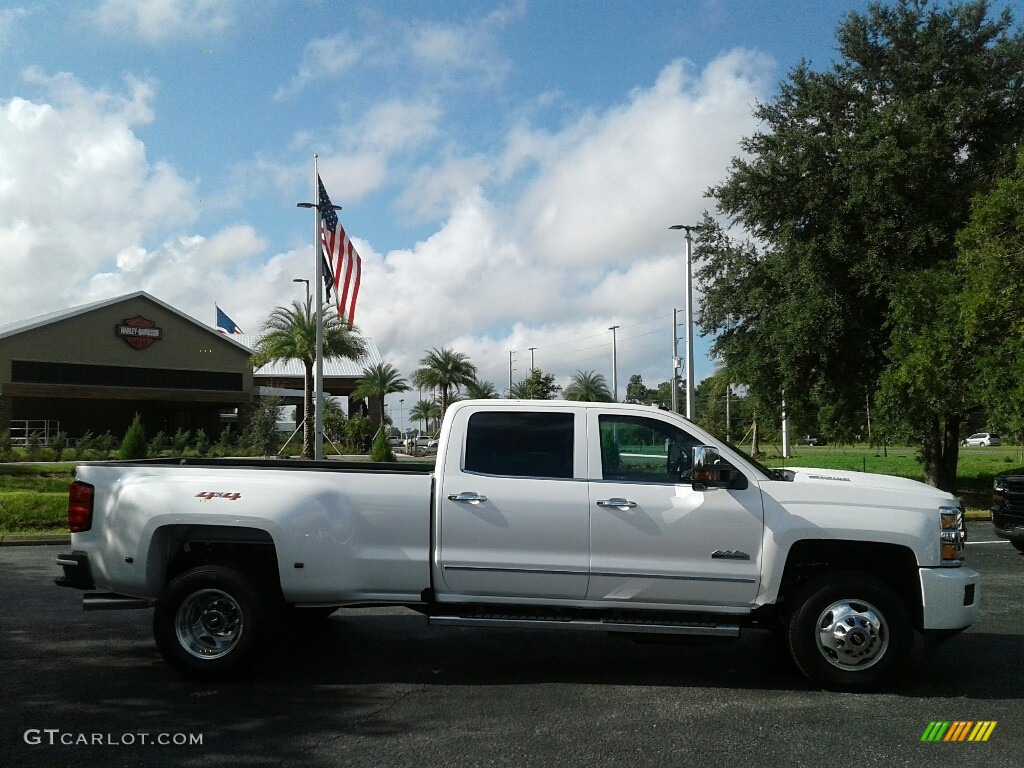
[962,432,1001,447]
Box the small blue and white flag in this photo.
[216,305,243,334]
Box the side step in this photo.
[429,614,740,637]
[83,593,155,611]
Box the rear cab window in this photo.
[463,410,577,479]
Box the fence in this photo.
[9,420,61,446]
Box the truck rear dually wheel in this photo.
[153,565,268,680]
[786,571,912,691]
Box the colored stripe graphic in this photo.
[921,721,996,742]
[921,722,949,741]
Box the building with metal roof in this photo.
[0,292,380,443]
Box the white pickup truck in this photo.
[56,400,979,691]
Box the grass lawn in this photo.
[0,463,75,536]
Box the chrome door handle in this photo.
[447,491,487,504]
[596,498,637,509]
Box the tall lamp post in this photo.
[669,224,699,420]
[292,278,310,305]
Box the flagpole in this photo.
[313,154,325,461]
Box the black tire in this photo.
[786,571,913,692]
[153,565,269,680]
[1012,540,1024,554]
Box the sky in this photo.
[3,0,1008,430]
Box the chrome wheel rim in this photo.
[175,589,244,660]
[814,598,888,671]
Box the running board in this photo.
[429,615,740,637]
[83,593,155,611]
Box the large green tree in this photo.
[463,378,500,399]
[563,370,614,402]
[509,368,561,400]
[956,147,1024,440]
[412,347,478,416]
[251,299,368,459]
[351,362,411,428]
[697,0,1024,490]
[409,399,442,435]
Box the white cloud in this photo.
[0,71,196,321]
[515,52,771,269]
[226,99,443,208]
[397,154,494,223]
[367,50,772,392]
[85,226,270,321]
[90,0,237,43]
[0,7,28,55]
[274,32,378,100]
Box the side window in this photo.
[599,414,702,484]
[464,411,574,479]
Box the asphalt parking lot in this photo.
[1,521,1021,768]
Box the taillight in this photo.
[68,481,94,533]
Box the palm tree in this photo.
[564,370,614,402]
[351,363,411,428]
[463,377,499,400]
[409,399,442,435]
[411,347,478,415]
[250,299,368,459]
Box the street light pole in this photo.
[292,278,310,305]
[609,325,620,402]
[671,308,680,414]
[669,224,699,420]
[528,347,537,371]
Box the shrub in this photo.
[370,427,396,462]
[119,414,148,460]
[193,428,209,457]
[27,432,41,461]
[50,431,67,461]
[243,396,282,456]
[74,431,94,460]
[149,430,168,455]
[0,430,10,461]
[96,431,117,458]
[217,425,235,454]
[172,428,191,454]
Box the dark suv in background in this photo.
[993,468,1024,554]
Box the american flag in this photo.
[318,175,361,325]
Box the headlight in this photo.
[940,505,965,565]
[994,476,1008,494]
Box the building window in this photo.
[11,360,243,392]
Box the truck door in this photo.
[586,411,763,608]
[437,407,590,600]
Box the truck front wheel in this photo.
[786,572,912,691]
[153,565,268,680]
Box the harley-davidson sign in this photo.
[116,316,163,350]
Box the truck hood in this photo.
[782,466,955,504]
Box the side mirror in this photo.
[691,446,747,491]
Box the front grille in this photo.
[1004,492,1024,514]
